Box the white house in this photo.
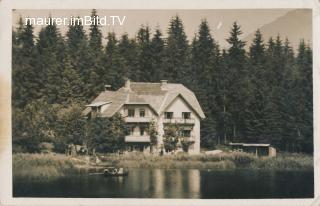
[83,79,205,154]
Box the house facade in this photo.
[83,79,205,154]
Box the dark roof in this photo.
[83,81,205,118]
[229,143,271,147]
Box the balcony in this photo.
[125,135,151,143]
[163,118,195,125]
[181,136,196,142]
[125,117,152,123]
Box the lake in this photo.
[13,169,314,198]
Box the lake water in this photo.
[13,169,314,198]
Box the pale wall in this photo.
[160,96,201,154]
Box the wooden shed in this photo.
[229,143,276,157]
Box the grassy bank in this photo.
[99,152,313,170]
[13,152,313,179]
[13,153,85,179]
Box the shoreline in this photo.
[12,152,313,179]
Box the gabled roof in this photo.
[86,101,111,107]
[83,80,205,118]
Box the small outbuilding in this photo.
[229,143,276,157]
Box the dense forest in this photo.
[12,10,313,154]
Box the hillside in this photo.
[243,9,312,50]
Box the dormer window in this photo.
[85,101,111,116]
[128,109,135,117]
[92,106,101,113]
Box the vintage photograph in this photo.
[11,9,313,199]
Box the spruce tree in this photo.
[290,41,313,152]
[59,54,83,104]
[163,15,189,83]
[36,21,65,104]
[190,20,220,147]
[118,33,139,80]
[66,20,90,102]
[264,36,288,148]
[224,22,249,142]
[136,25,153,81]
[87,9,104,99]
[150,28,165,81]
[102,32,124,89]
[12,18,40,107]
[245,29,269,143]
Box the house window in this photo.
[182,112,191,119]
[140,126,145,136]
[140,109,145,117]
[128,109,135,117]
[181,130,191,137]
[126,126,135,136]
[92,106,101,113]
[164,112,173,119]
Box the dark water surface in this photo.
[13,169,314,198]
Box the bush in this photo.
[39,142,55,153]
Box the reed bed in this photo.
[12,152,313,179]
[98,151,313,170]
[13,153,84,179]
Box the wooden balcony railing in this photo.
[125,117,152,123]
[125,135,151,142]
[163,118,195,124]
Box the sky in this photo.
[13,9,292,49]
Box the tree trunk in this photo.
[233,125,236,141]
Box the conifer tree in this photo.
[190,20,220,147]
[136,25,153,81]
[150,28,165,81]
[12,18,41,107]
[102,32,124,89]
[276,38,297,151]
[163,16,189,83]
[245,29,269,142]
[118,33,139,80]
[66,20,90,102]
[264,36,288,147]
[36,19,65,104]
[224,22,249,142]
[215,49,232,144]
[290,41,313,152]
[87,9,104,99]
[88,9,103,54]
[59,54,83,104]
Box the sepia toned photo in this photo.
[10,8,314,200]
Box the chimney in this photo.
[125,79,131,90]
[160,80,168,90]
[104,85,111,91]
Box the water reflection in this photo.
[127,169,200,198]
[188,170,200,198]
[13,169,313,198]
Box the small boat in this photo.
[103,167,128,177]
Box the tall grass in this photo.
[251,153,313,170]
[13,153,84,179]
[13,152,313,180]
[98,151,313,170]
